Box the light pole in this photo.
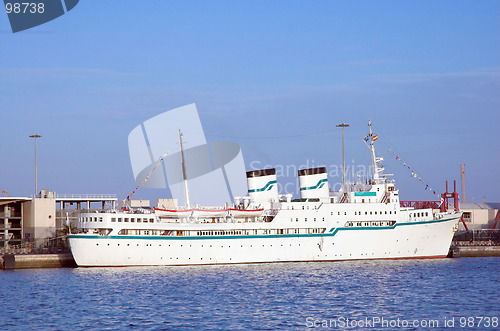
[29,134,42,196]
[336,123,349,187]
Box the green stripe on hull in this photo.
[69,217,459,241]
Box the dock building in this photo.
[1,190,117,250]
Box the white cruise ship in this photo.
[68,122,461,267]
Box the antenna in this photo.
[336,123,349,187]
[179,129,191,208]
[460,164,466,203]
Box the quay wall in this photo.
[2,252,76,270]
[449,243,500,258]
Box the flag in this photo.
[372,135,378,141]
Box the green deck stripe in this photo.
[69,216,459,241]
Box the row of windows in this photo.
[81,217,103,222]
[285,199,394,210]
[96,243,305,249]
[291,217,326,222]
[194,228,325,236]
[115,228,327,237]
[118,229,162,235]
[287,205,320,210]
[409,212,429,218]
[112,217,155,223]
[80,217,155,223]
[344,221,396,227]
[354,210,396,216]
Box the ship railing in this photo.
[55,194,118,199]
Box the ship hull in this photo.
[68,216,458,267]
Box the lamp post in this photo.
[29,134,42,196]
[336,123,349,187]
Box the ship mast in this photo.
[367,120,383,182]
[336,123,350,188]
[179,129,191,208]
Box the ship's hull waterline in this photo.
[69,215,458,267]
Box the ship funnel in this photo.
[246,168,278,204]
[298,167,329,200]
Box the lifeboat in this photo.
[228,208,264,218]
[154,208,192,218]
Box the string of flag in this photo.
[369,125,441,201]
[126,153,168,201]
[386,147,441,200]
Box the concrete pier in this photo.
[449,242,500,258]
[1,252,76,270]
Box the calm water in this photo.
[1,258,499,330]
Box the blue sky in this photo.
[0,1,498,203]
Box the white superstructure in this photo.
[68,122,461,267]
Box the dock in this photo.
[448,242,500,258]
[1,251,76,270]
